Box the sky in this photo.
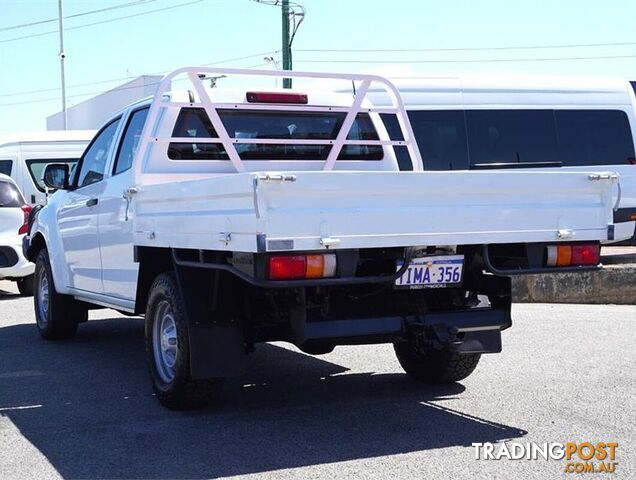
[2,0,636,133]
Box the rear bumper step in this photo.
[299,308,511,354]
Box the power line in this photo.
[0,50,279,99]
[0,59,276,108]
[0,0,203,45]
[296,53,636,64]
[296,40,636,53]
[0,0,156,33]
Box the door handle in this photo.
[86,198,98,207]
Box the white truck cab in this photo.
[24,68,629,410]
[0,131,95,205]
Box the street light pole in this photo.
[264,56,280,88]
[57,0,67,130]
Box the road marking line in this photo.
[0,404,43,412]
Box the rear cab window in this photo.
[168,108,382,161]
[0,181,25,208]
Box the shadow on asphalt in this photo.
[0,317,527,479]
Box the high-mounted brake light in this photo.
[18,204,32,235]
[246,91,308,104]
[268,253,337,280]
[546,243,599,267]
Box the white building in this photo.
[47,75,169,130]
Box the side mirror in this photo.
[43,163,70,191]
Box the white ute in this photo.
[25,68,629,409]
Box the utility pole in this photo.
[281,0,292,89]
[57,0,67,130]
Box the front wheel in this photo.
[145,273,223,410]
[394,341,481,384]
[34,249,87,340]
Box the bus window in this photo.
[466,110,560,168]
[381,111,468,170]
[555,110,635,166]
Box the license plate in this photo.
[395,254,464,289]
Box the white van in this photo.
[365,75,636,244]
[0,131,95,204]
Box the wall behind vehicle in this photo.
[46,76,168,130]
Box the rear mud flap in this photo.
[173,261,246,379]
[188,325,245,379]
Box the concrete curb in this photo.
[511,264,636,304]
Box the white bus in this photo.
[368,75,636,244]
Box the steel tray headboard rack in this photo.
[134,67,423,180]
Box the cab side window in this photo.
[114,107,149,175]
[76,118,121,188]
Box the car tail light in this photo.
[546,243,599,267]
[268,253,337,280]
[18,204,32,235]
[246,91,308,104]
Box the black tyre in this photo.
[34,249,87,340]
[17,274,35,296]
[145,273,223,410]
[394,341,481,384]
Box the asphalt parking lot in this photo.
[0,279,634,479]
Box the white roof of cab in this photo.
[0,130,96,148]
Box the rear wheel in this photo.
[34,249,87,340]
[394,341,481,384]
[17,274,35,296]
[145,273,223,410]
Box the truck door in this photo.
[97,107,149,301]
[58,118,121,293]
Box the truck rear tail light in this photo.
[546,243,599,267]
[556,245,572,266]
[571,244,600,265]
[18,204,32,235]
[268,253,337,280]
[246,91,308,104]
